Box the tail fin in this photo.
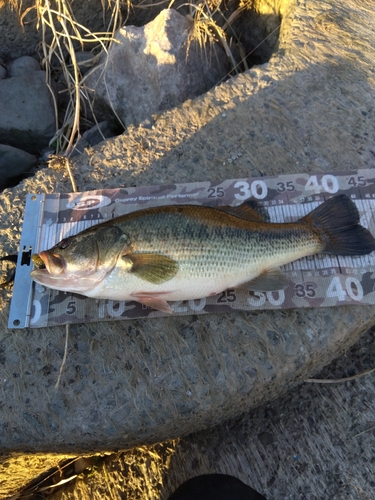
[300,194,375,255]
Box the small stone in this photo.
[7,56,40,77]
[74,51,96,75]
[258,431,275,446]
[70,121,119,157]
[139,118,154,130]
[0,144,36,190]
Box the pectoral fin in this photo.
[238,268,289,291]
[123,253,179,284]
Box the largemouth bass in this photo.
[31,195,375,313]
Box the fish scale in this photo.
[119,210,318,272]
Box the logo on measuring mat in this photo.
[66,196,112,210]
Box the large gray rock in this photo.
[0,71,55,154]
[0,144,36,190]
[85,9,231,126]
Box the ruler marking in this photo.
[10,169,375,328]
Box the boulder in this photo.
[0,144,37,190]
[0,71,55,154]
[85,9,231,126]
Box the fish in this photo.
[30,194,375,314]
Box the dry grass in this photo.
[35,0,122,156]
[10,0,275,156]
[14,0,126,156]
[173,0,249,75]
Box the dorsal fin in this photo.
[217,200,270,223]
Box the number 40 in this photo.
[326,276,363,302]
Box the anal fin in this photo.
[237,268,289,292]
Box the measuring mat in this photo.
[8,169,375,328]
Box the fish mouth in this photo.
[31,251,66,276]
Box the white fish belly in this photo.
[84,265,261,302]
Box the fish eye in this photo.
[58,238,70,250]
